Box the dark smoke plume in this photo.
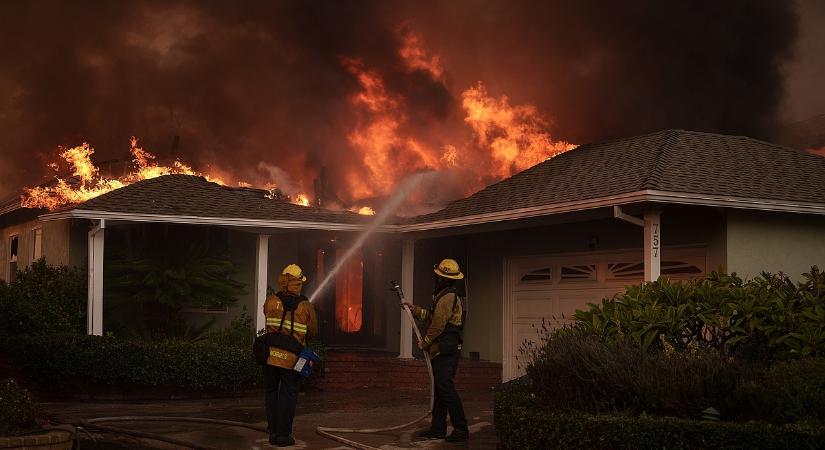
[0,0,799,200]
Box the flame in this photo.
[21,138,224,210]
[462,82,576,178]
[341,53,575,203]
[807,146,825,158]
[354,206,376,216]
[398,28,444,80]
[295,193,311,207]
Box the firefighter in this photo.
[263,264,318,447]
[402,258,469,443]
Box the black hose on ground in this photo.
[76,416,267,450]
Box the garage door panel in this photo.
[514,297,554,320]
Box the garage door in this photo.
[502,247,706,381]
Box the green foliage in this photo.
[0,259,86,336]
[573,267,825,359]
[0,378,38,435]
[2,334,261,391]
[108,245,245,311]
[738,358,825,425]
[206,308,256,348]
[520,330,755,420]
[495,384,825,450]
[106,245,245,337]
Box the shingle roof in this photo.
[414,129,825,223]
[73,174,369,225]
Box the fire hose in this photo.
[72,283,433,450]
[315,280,435,450]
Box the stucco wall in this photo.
[413,205,725,363]
[0,216,75,281]
[726,210,825,281]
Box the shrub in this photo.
[0,259,86,336]
[0,379,38,435]
[1,334,261,392]
[737,358,825,424]
[521,329,755,420]
[573,267,825,360]
[495,384,825,450]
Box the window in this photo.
[31,228,42,260]
[520,267,552,283]
[335,249,363,333]
[607,262,645,280]
[8,235,18,283]
[560,264,596,281]
[607,260,703,280]
[660,261,702,276]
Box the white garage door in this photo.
[502,246,706,381]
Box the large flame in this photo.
[20,27,576,215]
[339,30,575,203]
[21,138,226,210]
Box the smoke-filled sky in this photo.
[1,0,822,204]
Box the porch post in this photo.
[87,220,105,336]
[399,239,415,359]
[644,211,661,282]
[254,234,270,333]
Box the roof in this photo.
[42,174,371,230]
[32,129,825,232]
[413,129,825,225]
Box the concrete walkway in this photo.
[43,388,497,449]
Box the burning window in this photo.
[335,249,363,333]
[31,228,42,260]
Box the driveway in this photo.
[43,388,497,449]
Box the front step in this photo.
[315,351,502,390]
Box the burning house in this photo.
[3,129,825,381]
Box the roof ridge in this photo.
[641,129,679,190]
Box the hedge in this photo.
[495,385,825,450]
[0,379,38,435]
[2,334,261,391]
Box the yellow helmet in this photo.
[434,258,464,280]
[282,263,307,282]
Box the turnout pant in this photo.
[430,353,468,434]
[263,364,301,437]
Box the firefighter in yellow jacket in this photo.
[403,258,469,442]
[263,264,318,447]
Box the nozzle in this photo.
[389,280,404,300]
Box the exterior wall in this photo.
[0,214,76,282]
[183,230,303,330]
[413,205,726,363]
[726,210,825,281]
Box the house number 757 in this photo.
[652,223,660,258]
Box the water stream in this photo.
[308,172,432,303]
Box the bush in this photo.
[521,330,756,420]
[2,334,261,391]
[0,379,38,435]
[495,384,825,450]
[573,267,825,360]
[738,358,825,424]
[0,260,86,336]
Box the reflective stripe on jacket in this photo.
[263,293,318,369]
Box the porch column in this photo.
[399,239,415,359]
[644,211,661,282]
[87,220,105,336]
[254,234,270,333]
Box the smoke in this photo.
[0,0,801,202]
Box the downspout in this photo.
[613,206,644,227]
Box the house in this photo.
[2,129,824,381]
